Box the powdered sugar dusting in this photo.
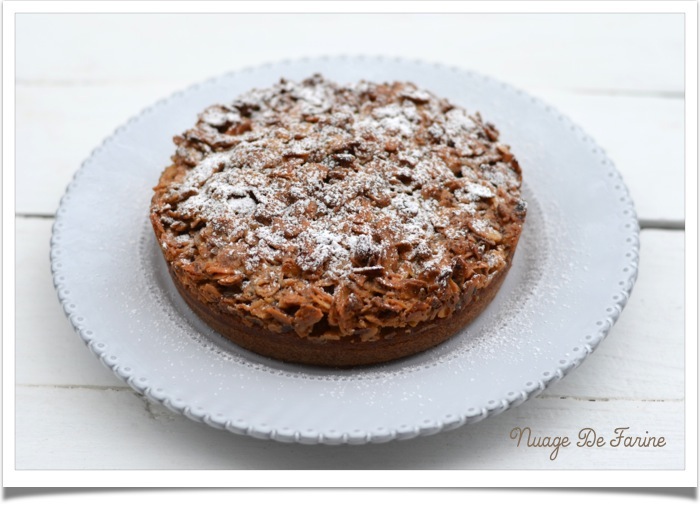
[152,74,526,340]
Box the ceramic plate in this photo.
[50,56,639,444]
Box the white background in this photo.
[8,5,693,495]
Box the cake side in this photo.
[166,249,516,366]
[150,74,526,365]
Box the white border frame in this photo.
[3,0,697,490]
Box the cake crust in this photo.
[150,74,526,366]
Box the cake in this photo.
[150,74,526,367]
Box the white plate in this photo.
[50,56,639,444]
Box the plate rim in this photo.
[49,54,641,445]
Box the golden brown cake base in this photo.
[169,257,512,367]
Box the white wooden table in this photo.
[13,13,686,473]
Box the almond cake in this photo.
[150,74,527,366]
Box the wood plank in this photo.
[16,84,683,221]
[15,82,183,217]
[15,386,684,470]
[16,13,683,93]
[16,218,684,403]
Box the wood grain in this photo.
[16,14,683,92]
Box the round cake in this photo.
[150,74,527,367]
